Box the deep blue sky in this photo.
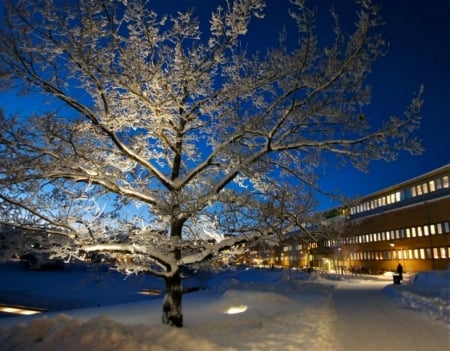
[315,0,450,208]
[242,0,450,208]
[1,0,449,210]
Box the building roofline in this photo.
[353,163,450,203]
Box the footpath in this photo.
[331,278,449,351]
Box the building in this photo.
[245,164,450,273]
[339,163,450,273]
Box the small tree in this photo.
[0,0,422,326]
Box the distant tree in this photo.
[0,0,422,326]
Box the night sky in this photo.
[315,0,450,208]
[1,0,449,210]
[244,0,450,208]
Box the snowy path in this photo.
[330,279,449,351]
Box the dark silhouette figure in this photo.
[396,263,403,281]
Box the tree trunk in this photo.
[162,269,183,327]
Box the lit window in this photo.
[411,227,416,237]
[416,185,422,196]
[395,230,400,239]
[437,223,443,234]
[386,231,390,240]
[417,226,422,237]
[429,180,435,192]
[382,196,386,206]
[443,176,449,188]
[408,249,413,259]
[440,247,447,259]
[429,224,435,235]
[406,228,411,238]
[411,187,417,197]
[433,248,439,259]
[423,226,429,236]
[390,193,396,203]
[422,182,428,194]
[420,248,425,259]
[414,249,419,259]
[395,191,401,202]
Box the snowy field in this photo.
[0,262,448,351]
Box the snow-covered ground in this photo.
[0,262,448,351]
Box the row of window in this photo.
[350,247,449,261]
[323,221,450,247]
[350,174,449,215]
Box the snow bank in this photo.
[384,269,450,323]
[0,314,235,351]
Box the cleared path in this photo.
[331,278,449,351]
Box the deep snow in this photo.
[0,263,448,351]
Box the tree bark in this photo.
[162,270,183,327]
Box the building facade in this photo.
[245,164,450,273]
[339,163,450,273]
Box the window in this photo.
[422,182,428,194]
[445,222,450,233]
[429,180,435,192]
[395,191,401,202]
[436,178,442,190]
[411,186,417,197]
[423,225,429,236]
[417,226,422,237]
[440,247,447,259]
[420,248,426,259]
[443,176,449,188]
[430,224,436,235]
[433,248,439,259]
[416,185,422,196]
[408,249,413,259]
[437,223,443,234]
[411,227,416,237]
[406,228,411,238]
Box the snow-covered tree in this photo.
[0,0,422,326]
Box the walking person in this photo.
[396,262,403,281]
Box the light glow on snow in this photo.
[0,305,43,315]
[224,304,248,314]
